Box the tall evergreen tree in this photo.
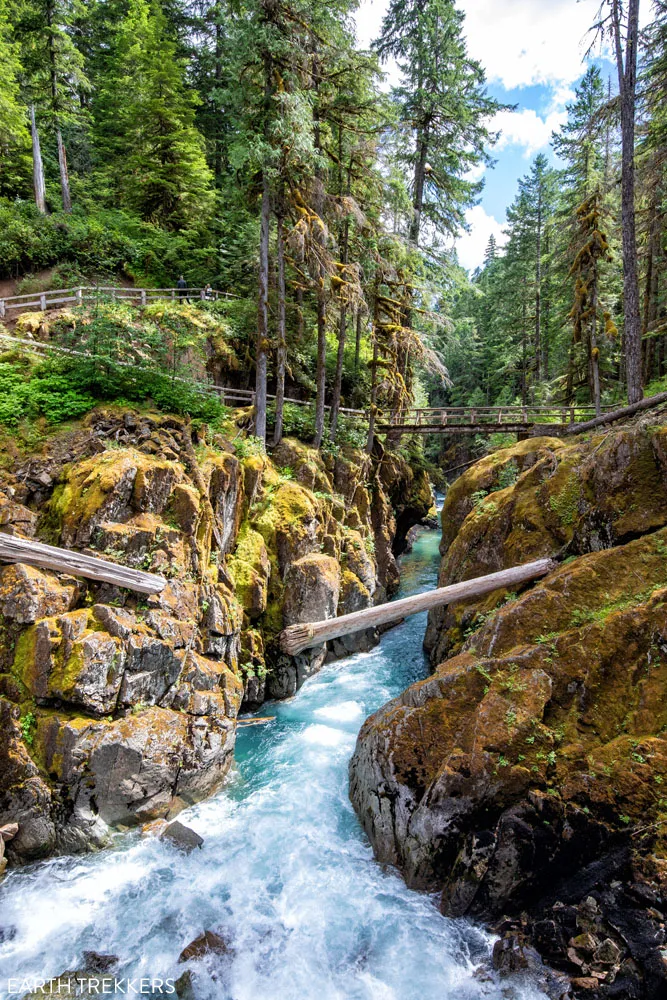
[0,0,30,197]
[94,0,213,228]
[594,0,643,403]
[376,0,502,246]
[14,0,89,211]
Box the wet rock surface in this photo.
[350,415,667,999]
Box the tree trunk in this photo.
[214,1,223,188]
[329,305,347,442]
[313,280,327,448]
[354,307,362,373]
[46,0,71,212]
[311,62,327,450]
[329,200,351,441]
[613,0,642,404]
[535,183,542,384]
[56,128,72,213]
[272,210,287,446]
[409,124,430,245]
[642,198,660,384]
[255,169,271,445]
[543,226,551,378]
[281,558,556,655]
[295,285,305,343]
[30,106,46,214]
[521,277,528,405]
[566,341,575,402]
[366,332,379,455]
[590,268,601,416]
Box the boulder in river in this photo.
[178,929,233,962]
[161,820,204,852]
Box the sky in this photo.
[354,0,647,270]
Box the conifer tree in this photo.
[376,0,501,246]
[0,0,30,197]
[15,0,89,211]
[94,0,213,229]
[594,0,642,403]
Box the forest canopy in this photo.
[0,0,665,445]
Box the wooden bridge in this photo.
[377,404,618,437]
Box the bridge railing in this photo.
[0,286,239,318]
[383,404,618,428]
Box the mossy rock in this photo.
[427,423,667,664]
[228,523,271,619]
[45,448,181,547]
[351,526,667,918]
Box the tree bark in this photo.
[295,285,305,343]
[0,533,166,595]
[313,279,327,448]
[214,0,223,188]
[591,267,602,416]
[30,106,46,214]
[56,128,72,213]
[329,304,347,442]
[272,210,287,446]
[535,181,542,383]
[612,0,642,403]
[521,276,528,405]
[255,169,271,444]
[409,125,430,245]
[366,334,379,454]
[46,0,71,212]
[543,226,551,378]
[642,195,660,383]
[354,306,362,373]
[280,557,556,655]
[329,198,351,441]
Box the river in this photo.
[0,527,546,1000]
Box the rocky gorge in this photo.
[0,406,432,869]
[350,411,667,999]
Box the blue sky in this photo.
[354,0,650,269]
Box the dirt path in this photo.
[0,268,58,301]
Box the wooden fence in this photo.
[0,285,238,319]
[0,330,364,416]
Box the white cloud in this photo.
[357,0,651,91]
[355,0,388,49]
[458,0,605,90]
[455,205,508,271]
[491,106,567,156]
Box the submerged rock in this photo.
[161,820,204,853]
[178,929,232,962]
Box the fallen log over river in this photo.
[0,532,167,594]
[280,557,556,656]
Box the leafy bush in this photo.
[234,435,265,458]
[0,201,222,287]
[0,349,223,427]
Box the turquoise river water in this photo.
[0,528,546,1000]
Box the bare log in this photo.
[567,391,667,435]
[0,533,166,594]
[30,105,46,214]
[280,557,556,656]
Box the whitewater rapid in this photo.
[0,529,546,1000]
